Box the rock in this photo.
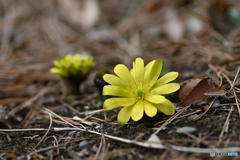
[148,134,160,142]
[79,140,88,148]
[176,126,196,134]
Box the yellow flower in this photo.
[50,54,95,79]
[102,57,180,125]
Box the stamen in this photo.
[127,80,151,99]
[136,88,143,98]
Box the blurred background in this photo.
[0,0,240,101]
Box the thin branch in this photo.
[194,97,216,120]
[217,106,233,146]
[29,111,52,153]
[154,105,191,135]
[233,88,240,117]
[43,108,86,130]
[2,127,240,153]
[94,133,104,160]
[154,109,202,126]
[230,66,240,91]
[8,86,51,117]
[52,135,60,158]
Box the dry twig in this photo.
[217,106,233,146]
[29,111,52,154]
[154,105,191,135]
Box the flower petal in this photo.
[132,58,144,80]
[103,74,127,88]
[63,55,73,67]
[72,54,82,68]
[102,85,129,97]
[144,100,157,117]
[145,59,162,87]
[144,60,155,81]
[53,59,62,68]
[50,68,68,77]
[145,95,166,104]
[118,106,132,126]
[115,98,137,107]
[73,53,81,60]
[152,72,179,89]
[114,64,134,83]
[103,97,136,109]
[131,100,144,121]
[103,98,120,109]
[155,99,175,115]
[151,83,180,95]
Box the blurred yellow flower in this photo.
[103,57,180,125]
[50,54,94,79]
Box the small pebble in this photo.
[212,100,220,108]
[84,106,89,110]
[79,140,88,148]
[151,127,167,131]
[69,151,81,160]
[176,126,196,133]
[148,134,160,142]
[46,150,53,156]
[78,148,89,157]
[92,144,98,152]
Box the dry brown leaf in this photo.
[6,153,17,160]
[178,77,227,107]
[179,78,201,101]
[202,104,210,111]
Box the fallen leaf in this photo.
[6,153,17,160]
[178,77,227,107]
[202,104,210,111]
[179,78,201,101]
[203,85,227,96]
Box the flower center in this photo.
[136,88,144,98]
[127,80,151,100]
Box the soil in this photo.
[1,93,240,160]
